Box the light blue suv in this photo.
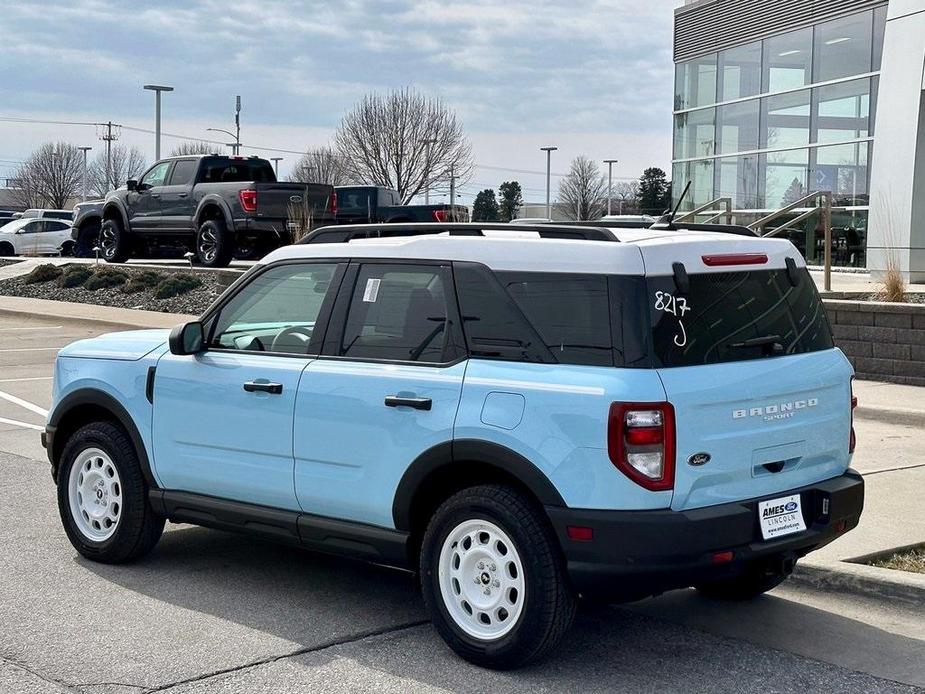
[44,222,864,669]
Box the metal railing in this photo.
[674,196,732,225]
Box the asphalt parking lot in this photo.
[1,312,923,693]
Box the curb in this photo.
[0,296,194,330]
[791,558,925,606]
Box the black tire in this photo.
[0,241,13,256]
[75,221,101,257]
[696,565,791,600]
[196,218,234,267]
[56,421,164,564]
[100,218,131,263]
[420,484,576,669]
[59,240,76,257]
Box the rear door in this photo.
[640,241,852,511]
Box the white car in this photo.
[20,208,74,222]
[0,217,74,256]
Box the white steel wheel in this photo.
[438,519,526,641]
[67,447,123,542]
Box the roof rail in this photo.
[299,222,619,244]
[650,221,758,237]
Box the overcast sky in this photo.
[1,0,676,203]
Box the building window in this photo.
[761,90,811,149]
[761,148,809,208]
[762,27,813,93]
[872,5,887,71]
[814,78,871,144]
[813,11,873,83]
[672,159,714,209]
[674,108,716,159]
[814,141,869,204]
[717,100,760,154]
[716,155,759,209]
[717,41,761,101]
[675,54,717,110]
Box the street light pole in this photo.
[603,159,618,216]
[77,147,92,201]
[540,146,557,220]
[143,85,173,160]
[271,157,283,177]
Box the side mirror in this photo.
[168,321,204,355]
[127,180,138,192]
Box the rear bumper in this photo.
[546,469,864,601]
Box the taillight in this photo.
[608,402,675,491]
[849,378,858,454]
[329,190,337,216]
[239,189,257,213]
[701,253,768,266]
[433,209,448,222]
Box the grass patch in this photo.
[58,265,92,288]
[871,547,925,574]
[24,264,63,284]
[153,273,202,299]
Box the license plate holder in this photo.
[758,494,806,540]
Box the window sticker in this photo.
[362,278,381,303]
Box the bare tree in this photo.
[558,156,607,220]
[614,180,639,215]
[289,146,350,185]
[88,145,147,197]
[334,87,472,203]
[169,141,214,157]
[12,142,84,209]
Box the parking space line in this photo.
[0,416,43,432]
[0,377,53,383]
[0,390,48,417]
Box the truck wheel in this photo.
[696,565,791,600]
[420,484,576,669]
[196,218,233,267]
[75,221,101,257]
[56,421,164,564]
[100,219,131,263]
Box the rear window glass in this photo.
[648,268,834,367]
[200,160,275,183]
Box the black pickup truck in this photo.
[98,155,335,266]
[335,186,469,224]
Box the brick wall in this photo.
[824,299,925,386]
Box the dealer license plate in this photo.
[758,494,806,541]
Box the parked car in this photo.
[99,155,336,267]
[335,185,469,224]
[0,217,74,256]
[44,222,862,669]
[0,216,17,229]
[21,208,74,221]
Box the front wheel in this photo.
[56,421,164,563]
[420,485,576,669]
[196,218,233,267]
[100,219,131,263]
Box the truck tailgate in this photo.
[254,183,334,219]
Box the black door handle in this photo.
[151,193,160,198]
[244,381,283,394]
[384,395,432,411]
[177,192,188,198]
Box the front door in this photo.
[128,160,172,230]
[152,261,343,510]
[160,158,199,232]
[294,262,466,527]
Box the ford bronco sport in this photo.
[44,222,863,669]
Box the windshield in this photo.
[647,268,833,367]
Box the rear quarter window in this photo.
[648,268,834,367]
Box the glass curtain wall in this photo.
[672,5,886,266]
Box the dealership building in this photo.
[673,0,925,281]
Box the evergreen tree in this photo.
[638,167,670,215]
[472,189,500,221]
[498,181,523,222]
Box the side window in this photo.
[140,162,172,188]
[339,264,449,363]
[44,221,68,232]
[169,159,198,186]
[209,263,339,354]
[496,272,614,366]
[22,221,43,234]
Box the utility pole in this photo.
[449,163,456,219]
[540,146,557,220]
[603,159,618,216]
[423,138,438,204]
[97,121,121,193]
[77,146,92,201]
[271,157,283,177]
[143,85,173,160]
[235,95,241,155]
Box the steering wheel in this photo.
[270,325,313,353]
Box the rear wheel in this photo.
[420,484,576,669]
[196,218,233,267]
[100,218,131,263]
[0,241,14,256]
[696,565,791,600]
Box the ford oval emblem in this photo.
[785,501,798,512]
[688,452,711,466]
[289,195,303,203]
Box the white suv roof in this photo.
[264,224,801,276]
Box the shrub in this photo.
[24,264,63,284]
[122,269,165,294]
[58,265,92,288]
[154,273,202,299]
[84,267,129,290]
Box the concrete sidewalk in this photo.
[0,294,196,328]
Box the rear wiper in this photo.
[728,335,784,354]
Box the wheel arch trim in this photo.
[195,195,234,230]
